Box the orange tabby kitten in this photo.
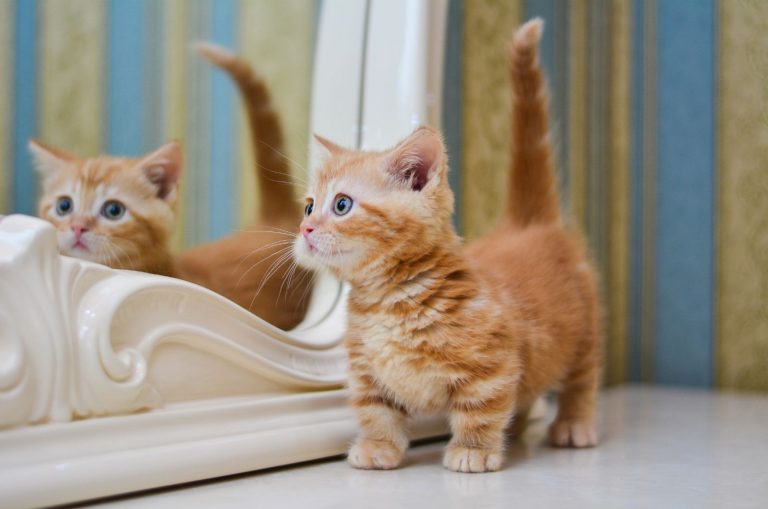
[30,139,182,276]
[31,45,311,329]
[293,19,601,473]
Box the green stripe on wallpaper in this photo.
[718,0,768,392]
[237,0,262,227]
[568,0,587,230]
[606,0,631,385]
[461,0,521,241]
[165,0,187,252]
[0,1,12,213]
[41,0,104,157]
[586,0,610,273]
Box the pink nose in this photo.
[302,225,315,238]
[72,225,89,239]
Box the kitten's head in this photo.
[30,140,182,270]
[293,126,455,282]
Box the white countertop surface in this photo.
[84,385,768,509]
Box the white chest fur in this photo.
[356,316,451,414]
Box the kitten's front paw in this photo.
[549,419,597,448]
[443,445,502,473]
[348,438,405,470]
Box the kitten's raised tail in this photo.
[507,18,560,227]
[195,42,298,224]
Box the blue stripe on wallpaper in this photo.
[107,0,145,156]
[208,0,237,240]
[12,0,38,215]
[444,0,463,234]
[629,0,646,382]
[654,0,715,387]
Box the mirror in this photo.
[0,0,321,330]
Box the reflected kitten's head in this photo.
[293,126,455,282]
[30,140,182,272]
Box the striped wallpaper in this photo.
[0,0,315,250]
[2,1,766,392]
[462,0,768,392]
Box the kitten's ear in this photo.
[28,139,77,176]
[137,140,183,200]
[313,133,346,155]
[385,126,445,191]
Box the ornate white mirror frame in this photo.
[0,1,448,507]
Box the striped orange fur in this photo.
[294,19,602,473]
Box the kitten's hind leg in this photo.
[506,404,531,440]
[549,349,600,448]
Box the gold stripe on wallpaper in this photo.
[717,0,768,392]
[238,0,259,228]
[238,0,314,228]
[40,0,104,158]
[461,0,522,240]
[165,0,187,252]
[0,0,12,213]
[568,0,587,232]
[606,0,632,385]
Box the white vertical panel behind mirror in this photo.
[362,0,448,150]
[290,0,369,335]
[309,0,368,156]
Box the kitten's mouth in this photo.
[72,240,89,251]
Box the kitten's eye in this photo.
[101,200,126,220]
[55,196,73,216]
[304,200,314,216]
[333,194,353,216]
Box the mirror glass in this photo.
[0,0,320,330]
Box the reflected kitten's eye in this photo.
[333,194,353,216]
[304,200,314,216]
[55,196,73,216]
[101,200,126,220]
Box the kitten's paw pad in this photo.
[549,419,597,448]
[348,438,404,470]
[443,445,502,473]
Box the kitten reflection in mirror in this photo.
[30,139,181,276]
[30,45,312,330]
[293,19,602,472]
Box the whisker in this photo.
[249,250,295,311]
[278,261,299,303]
[297,270,320,309]
[256,139,308,175]
[235,245,293,288]
[232,239,296,275]
[255,250,295,297]
[255,162,309,187]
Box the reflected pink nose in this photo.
[302,225,315,238]
[72,225,89,239]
